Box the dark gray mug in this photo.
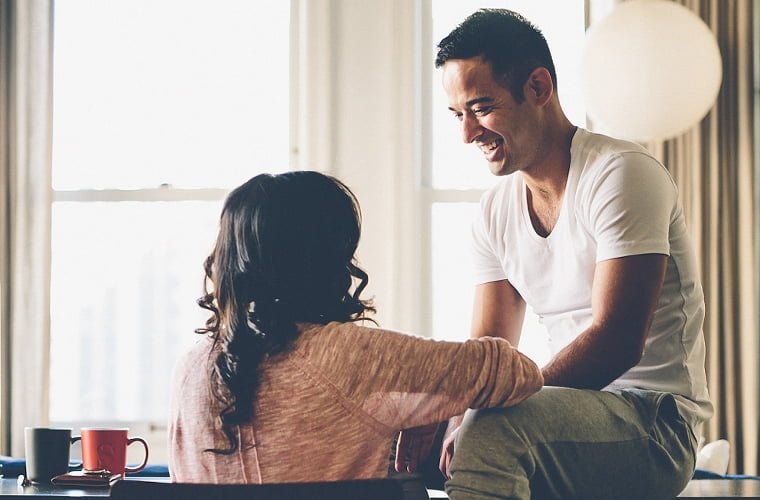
[24,427,77,483]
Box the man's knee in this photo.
[448,407,534,499]
[458,388,567,447]
[457,407,513,450]
[454,401,538,466]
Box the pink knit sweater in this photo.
[168,321,542,483]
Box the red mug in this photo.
[72,428,149,477]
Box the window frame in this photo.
[39,0,594,460]
[46,0,299,461]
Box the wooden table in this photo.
[428,480,760,499]
[677,479,760,498]
[0,477,169,498]
[0,477,757,498]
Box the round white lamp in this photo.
[581,0,722,141]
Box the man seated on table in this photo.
[395,8,713,500]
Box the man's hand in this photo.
[394,422,441,473]
[438,424,459,478]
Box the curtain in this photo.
[0,0,54,456]
[651,0,757,475]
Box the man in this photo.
[398,8,712,500]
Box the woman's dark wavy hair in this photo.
[196,171,375,454]
[435,8,557,103]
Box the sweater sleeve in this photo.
[303,323,543,430]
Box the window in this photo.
[50,0,290,461]
[45,0,586,462]
[427,1,587,367]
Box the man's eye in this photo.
[452,112,463,121]
[473,107,492,116]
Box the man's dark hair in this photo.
[435,9,557,102]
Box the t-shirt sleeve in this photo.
[471,192,508,284]
[586,152,677,262]
[319,323,543,430]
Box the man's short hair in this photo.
[435,9,557,102]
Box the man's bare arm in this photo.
[542,253,667,388]
[439,280,527,477]
[400,280,527,474]
[471,280,526,343]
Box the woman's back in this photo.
[169,321,541,483]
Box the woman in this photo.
[168,171,542,483]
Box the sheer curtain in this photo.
[648,0,757,475]
[0,0,53,455]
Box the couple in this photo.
[168,9,711,500]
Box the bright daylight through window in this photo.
[49,0,290,459]
[48,0,585,462]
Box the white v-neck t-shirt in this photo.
[472,127,712,425]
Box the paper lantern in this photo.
[581,0,722,141]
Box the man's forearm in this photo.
[541,325,643,389]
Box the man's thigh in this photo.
[447,387,697,500]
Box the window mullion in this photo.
[52,188,229,203]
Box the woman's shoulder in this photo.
[290,321,426,365]
[173,336,215,377]
[297,321,427,348]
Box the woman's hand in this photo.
[394,422,441,473]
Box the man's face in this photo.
[442,57,538,177]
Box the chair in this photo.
[110,475,430,500]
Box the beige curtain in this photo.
[0,0,54,456]
[651,0,758,475]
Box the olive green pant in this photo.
[446,387,697,500]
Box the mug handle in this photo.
[124,437,149,474]
[68,436,83,470]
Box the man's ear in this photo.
[525,67,554,106]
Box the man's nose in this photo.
[461,113,481,143]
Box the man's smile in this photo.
[478,137,504,159]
